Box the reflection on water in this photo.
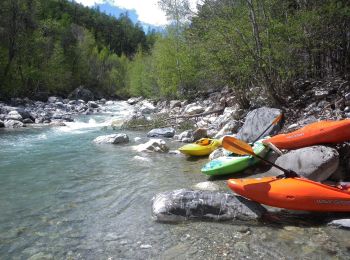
[0,101,350,259]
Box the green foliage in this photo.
[0,0,152,100]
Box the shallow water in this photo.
[1,101,350,259]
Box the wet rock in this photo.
[93,133,129,144]
[68,86,94,102]
[6,111,23,121]
[152,189,266,222]
[328,219,350,229]
[237,107,283,142]
[184,104,204,115]
[4,119,24,128]
[135,139,169,153]
[147,127,175,138]
[0,120,4,127]
[267,146,339,181]
[192,182,220,191]
[192,128,207,141]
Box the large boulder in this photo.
[68,86,94,102]
[4,119,24,128]
[267,146,339,181]
[93,133,129,144]
[147,127,175,138]
[152,189,266,222]
[192,128,207,141]
[135,139,169,153]
[0,120,4,127]
[237,107,283,142]
[6,111,23,121]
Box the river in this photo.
[0,101,349,259]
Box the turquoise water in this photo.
[1,102,350,259]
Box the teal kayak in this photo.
[201,139,269,176]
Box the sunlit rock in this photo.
[135,139,169,153]
[152,189,266,222]
[93,133,129,144]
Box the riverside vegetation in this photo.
[0,0,349,105]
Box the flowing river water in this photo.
[1,101,350,259]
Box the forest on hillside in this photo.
[1,0,350,104]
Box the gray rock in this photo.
[314,90,329,99]
[345,93,350,101]
[87,101,99,108]
[237,107,283,142]
[127,97,143,105]
[68,86,94,102]
[6,111,23,121]
[184,104,204,115]
[138,100,156,114]
[152,189,266,222]
[0,120,4,127]
[48,96,61,103]
[93,133,129,144]
[147,127,175,138]
[4,119,24,128]
[209,148,228,161]
[170,100,182,109]
[135,139,169,153]
[267,146,339,181]
[192,128,207,141]
[23,118,34,124]
[328,219,350,229]
[176,130,193,143]
[214,121,239,138]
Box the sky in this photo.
[76,0,198,26]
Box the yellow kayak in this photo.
[178,138,221,156]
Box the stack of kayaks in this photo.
[201,138,269,176]
[228,177,350,212]
[178,138,221,156]
[226,119,350,212]
[263,119,350,149]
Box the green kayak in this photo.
[201,139,269,176]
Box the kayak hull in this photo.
[178,139,221,156]
[264,120,350,149]
[201,141,268,176]
[228,177,350,212]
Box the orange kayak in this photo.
[263,120,350,149]
[227,177,350,212]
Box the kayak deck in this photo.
[228,177,350,212]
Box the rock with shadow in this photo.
[264,146,339,181]
[237,107,283,142]
[152,189,267,222]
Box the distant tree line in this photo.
[0,0,154,99]
[129,0,350,106]
[1,0,349,103]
